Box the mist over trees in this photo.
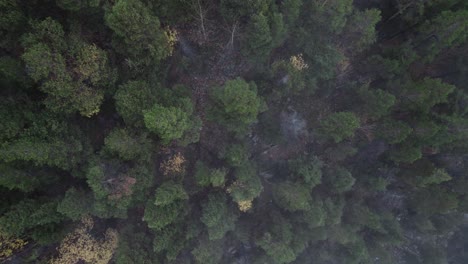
[1,0,468,263]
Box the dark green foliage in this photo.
[270,12,287,47]
[419,10,468,61]
[200,193,237,240]
[56,0,99,11]
[410,186,459,216]
[223,143,249,167]
[271,57,307,95]
[194,161,226,187]
[104,128,153,161]
[324,144,357,162]
[272,181,311,212]
[297,200,326,229]
[243,13,273,62]
[228,162,263,206]
[57,188,93,221]
[339,238,370,264]
[345,204,382,232]
[343,9,381,53]
[143,182,188,230]
[0,164,54,192]
[401,159,452,187]
[154,181,188,206]
[401,78,455,113]
[325,167,356,194]
[22,18,116,116]
[220,0,268,22]
[282,0,302,27]
[152,224,186,261]
[0,1,467,263]
[288,155,323,188]
[0,0,25,49]
[144,104,191,144]
[115,224,159,264]
[114,80,156,126]
[0,199,64,238]
[255,212,298,264]
[209,78,266,135]
[105,0,172,69]
[376,119,413,144]
[419,242,448,264]
[143,199,187,230]
[319,112,360,143]
[191,238,223,264]
[0,135,85,170]
[358,86,395,120]
[388,144,422,164]
[324,197,345,225]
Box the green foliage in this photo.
[57,188,93,221]
[220,0,268,22]
[282,0,302,27]
[388,144,422,164]
[154,181,188,206]
[152,224,186,261]
[200,193,237,240]
[320,112,360,143]
[22,18,115,116]
[143,182,188,230]
[143,199,187,230]
[324,144,357,162]
[56,0,100,11]
[243,13,273,62]
[366,176,389,192]
[270,12,287,47]
[0,1,467,262]
[358,86,395,120]
[223,143,249,167]
[144,104,191,144]
[0,164,54,192]
[297,200,326,229]
[345,204,382,232]
[343,9,381,53]
[0,0,25,50]
[339,238,370,264]
[324,197,345,225]
[401,159,452,187]
[256,232,297,264]
[0,135,85,170]
[310,0,353,34]
[114,80,156,126]
[272,181,311,212]
[104,128,153,161]
[255,212,297,264]
[85,160,139,218]
[105,0,172,69]
[0,199,64,238]
[325,167,356,194]
[228,162,263,205]
[194,161,226,188]
[419,10,468,61]
[0,98,27,141]
[376,119,413,144]
[115,224,158,264]
[209,78,266,135]
[288,155,323,188]
[271,57,307,95]
[191,238,223,264]
[401,78,455,113]
[410,186,459,216]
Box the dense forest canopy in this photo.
[1,0,468,263]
